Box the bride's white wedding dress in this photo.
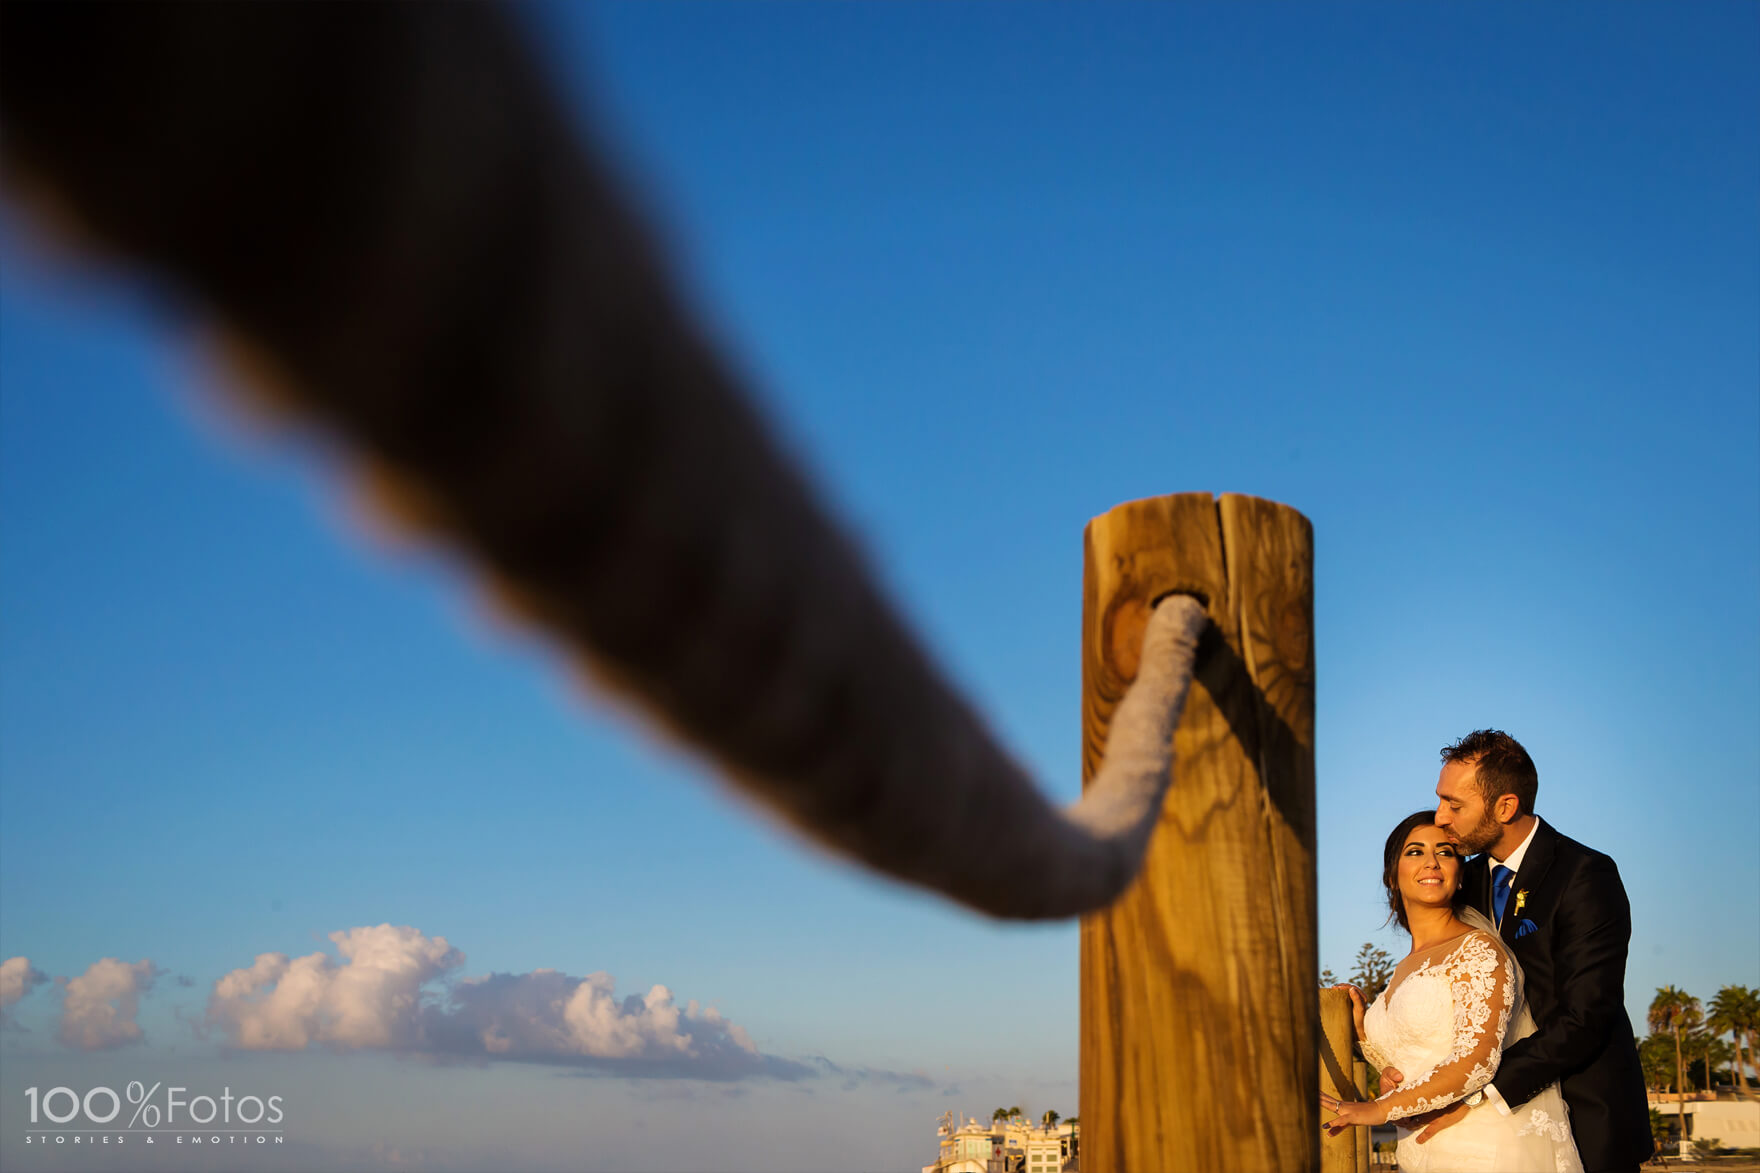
[1361,913,1583,1173]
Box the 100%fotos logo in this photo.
[25,1081,285,1128]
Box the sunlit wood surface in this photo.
[1319,986,1371,1173]
[1080,492,1317,1173]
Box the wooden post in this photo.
[1319,986,1366,1173]
[1353,1062,1371,1173]
[1079,493,1317,1172]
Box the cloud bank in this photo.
[0,955,49,1026]
[10,931,924,1087]
[207,925,811,1080]
[58,957,159,1049]
[207,925,461,1051]
[804,1056,937,1093]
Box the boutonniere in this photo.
[1512,890,1529,919]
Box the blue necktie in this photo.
[1492,864,1515,924]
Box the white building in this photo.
[923,1114,1001,1173]
[924,1112,1079,1173]
[1020,1128,1063,1173]
[1651,1096,1760,1149]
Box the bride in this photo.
[1320,810,1583,1172]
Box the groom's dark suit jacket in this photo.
[1466,819,1653,1171]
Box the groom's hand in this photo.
[1379,1066,1403,1089]
[1413,1101,1470,1143]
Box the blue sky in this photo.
[1,4,1756,1171]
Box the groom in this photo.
[1401,729,1653,1172]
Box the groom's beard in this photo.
[1448,817,1500,856]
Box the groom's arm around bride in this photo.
[1417,730,1654,1172]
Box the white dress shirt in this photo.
[1483,815,1541,1115]
[1493,814,1541,875]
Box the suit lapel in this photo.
[1467,854,1493,920]
[1502,820,1558,946]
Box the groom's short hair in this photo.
[1441,729,1538,817]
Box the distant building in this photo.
[1019,1126,1063,1173]
[924,1111,1078,1173]
[1649,1093,1760,1150]
[923,1114,998,1173]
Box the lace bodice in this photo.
[1361,930,1515,1122]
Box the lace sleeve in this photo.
[1374,933,1514,1122]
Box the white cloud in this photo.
[207,925,460,1051]
[206,925,807,1079]
[58,957,158,1049]
[429,968,789,1076]
[1,955,49,1025]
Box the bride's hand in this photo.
[1319,1093,1388,1135]
[1333,983,1368,1040]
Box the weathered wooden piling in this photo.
[1079,492,1318,1172]
[1319,986,1372,1173]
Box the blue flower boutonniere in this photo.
[1512,889,1529,919]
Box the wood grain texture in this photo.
[1352,1062,1370,1173]
[1318,987,1367,1173]
[1080,492,1317,1173]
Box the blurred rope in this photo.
[0,3,1209,919]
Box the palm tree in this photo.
[1681,1001,1706,1089]
[1709,985,1760,1093]
[1650,986,1700,1152]
[1743,986,1760,1087]
[993,1107,1010,1122]
[1692,1033,1734,1093]
[1649,1107,1671,1149]
[1640,1034,1676,1092]
[1042,1110,1060,1131]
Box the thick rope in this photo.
[0,3,1207,919]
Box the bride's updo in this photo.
[1383,808,1471,932]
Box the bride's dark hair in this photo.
[1383,808,1470,932]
